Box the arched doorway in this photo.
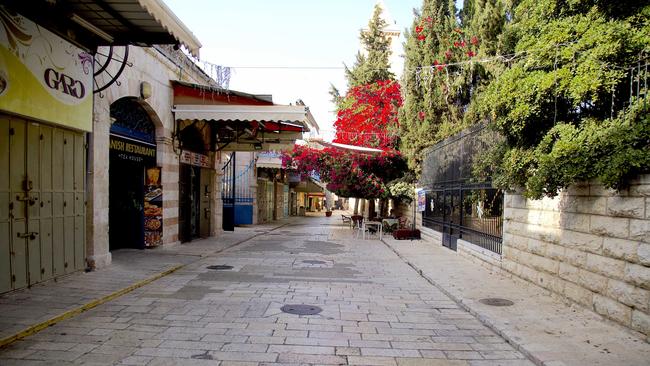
[108,97,158,250]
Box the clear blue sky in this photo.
[162,0,430,139]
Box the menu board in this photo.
[144,167,163,247]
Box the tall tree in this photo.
[344,3,395,88]
[331,3,401,149]
[398,0,507,173]
[474,0,650,197]
[398,0,457,172]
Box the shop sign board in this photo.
[180,150,210,168]
[0,8,93,131]
[109,134,157,165]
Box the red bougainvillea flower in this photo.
[282,146,407,199]
[460,41,466,48]
[470,36,479,45]
[418,111,425,120]
[467,51,475,57]
[445,50,453,59]
[415,25,423,34]
[417,34,426,41]
[332,80,402,150]
[453,41,460,48]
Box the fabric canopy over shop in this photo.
[174,105,316,128]
[293,177,325,194]
[173,104,318,152]
[256,153,283,169]
[172,80,319,151]
[6,0,201,56]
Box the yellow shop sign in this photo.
[0,7,93,131]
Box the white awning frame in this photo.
[173,104,316,132]
[138,0,202,57]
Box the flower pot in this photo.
[393,229,421,240]
[325,211,332,217]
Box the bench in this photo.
[341,215,351,225]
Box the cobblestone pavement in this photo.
[0,216,532,365]
[0,223,286,342]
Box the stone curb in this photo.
[0,223,288,349]
[0,264,184,349]
[381,238,545,366]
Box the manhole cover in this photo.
[280,304,323,315]
[302,260,326,265]
[479,298,514,306]
[206,265,233,270]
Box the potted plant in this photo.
[325,207,332,217]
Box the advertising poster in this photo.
[144,167,163,247]
[417,189,426,212]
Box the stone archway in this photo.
[108,97,159,250]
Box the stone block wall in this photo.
[502,175,650,340]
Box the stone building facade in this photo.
[87,46,216,268]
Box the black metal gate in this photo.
[442,188,460,250]
[221,152,235,231]
[420,124,504,254]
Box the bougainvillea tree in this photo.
[282,146,407,199]
[329,3,403,150]
[333,80,402,149]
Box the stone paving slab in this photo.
[0,215,533,365]
[0,221,288,344]
[382,235,650,366]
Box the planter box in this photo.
[393,229,421,240]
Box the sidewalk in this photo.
[382,235,650,366]
[0,221,288,346]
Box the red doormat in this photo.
[392,229,421,240]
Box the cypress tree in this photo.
[398,0,456,172]
[344,3,395,88]
[398,0,508,173]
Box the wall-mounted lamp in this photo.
[140,81,152,99]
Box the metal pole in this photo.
[231,152,236,228]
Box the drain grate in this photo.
[206,265,234,270]
[302,260,326,265]
[280,304,323,315]
[479,298,514,306]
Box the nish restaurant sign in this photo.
[109,134,157,165]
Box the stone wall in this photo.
[502,175,650,340]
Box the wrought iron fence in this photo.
[420,124,504,254]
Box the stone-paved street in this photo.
[0,216,531,365]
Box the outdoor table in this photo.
[363,221,382,240]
